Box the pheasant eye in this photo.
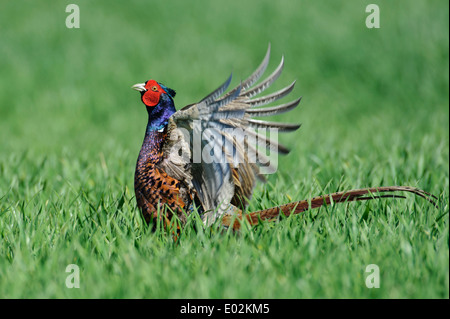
[151,86,158,92]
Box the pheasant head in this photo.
[132,80,177,131]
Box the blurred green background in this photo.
[1,1,448,160]
[0,1,448,298]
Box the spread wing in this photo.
[172,44,301,224]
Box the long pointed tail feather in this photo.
[222,186,438,230]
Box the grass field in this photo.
[0,1,448,299]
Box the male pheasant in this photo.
[132,45,436,231]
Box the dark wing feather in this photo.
[172,45,301,224]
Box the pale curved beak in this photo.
[131,83,147,92]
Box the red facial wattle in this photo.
[142,80,167,107]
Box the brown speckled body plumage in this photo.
[134,127,191,225]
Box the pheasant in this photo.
[132,45,436,231]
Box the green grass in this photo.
[0,0,448,298]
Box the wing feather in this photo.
[171,46,301,224]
